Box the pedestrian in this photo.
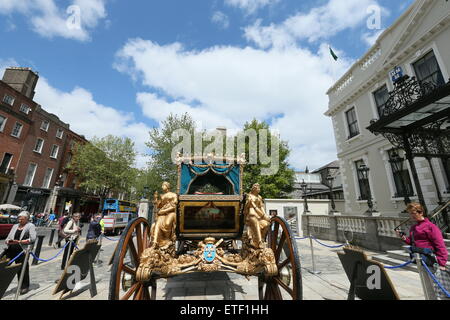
[86,214,103,241]
[396,202,449,299]
[4,211,36,295]
[48,211,56,227]
[61,213,82,270]
[54,212,70,249]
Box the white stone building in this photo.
[325,0,450,217]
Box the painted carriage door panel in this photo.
[0,153,13,174]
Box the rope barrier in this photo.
[6,251,24,266]
[101,234,120,242]
[421,261,450,298]
[384,260,414,269]
[29,241,70,262]
[295,236,310,240]
[311,236,346,249]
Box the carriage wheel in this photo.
[109,217,156,300]
[259,216,302,300]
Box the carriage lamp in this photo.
[143,186,149,199]
[326,174,336,214]
[122,273,134,292]
[279,266,292,287]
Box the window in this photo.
[373,85,390,118]
[0,115,6,132]
[355,160,371,200]
[50,145,59,159]
[3,94,15,106]
[413,51,445,89]
[0,153,13,174]
[346,107,360,139]
[387,150,414,198]
[33,138,44,153]
[42,168,54,189]
[24,163,37,187]
[40,121,49,132]
[11,122,23,138]
[56,128,64,139]
[19,104,31,115]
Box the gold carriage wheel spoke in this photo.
[274,276,294,297]
[136,224,143,254]
[275,232,287,261]
[122,265,136,275]
[277,258,290,270]
[271,222,280,252]
[133,284,143,300]
[121,282,140,300]
[128,239,139,265]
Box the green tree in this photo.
[146,113,197,191]
[240,119,295,199]
[69,135,138,209]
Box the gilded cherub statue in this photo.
[243,183,271,249]
[150,182,178,248]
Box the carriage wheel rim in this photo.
[260,216,303,300]
[109,217,153,300]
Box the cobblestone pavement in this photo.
[1,233,425,300]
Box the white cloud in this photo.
[33,78,151,168]
[114,39,353,170]
[225,0,279,14]
[244,0,385,48]
[0,58,19,75]
[211,11,230,30]
[0,0,107,41]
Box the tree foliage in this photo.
[69,135,137,201]
[240,119,295,199]
[145,113,197,191]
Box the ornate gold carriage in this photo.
[109,155,302,300]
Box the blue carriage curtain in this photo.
[180,163,240,195]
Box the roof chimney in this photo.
[2,67,39,100]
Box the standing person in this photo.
[86,214,103,241]
[54,212,70,249]
[61,213,82,270]
[4,212,36,295]
[396,202,449,299]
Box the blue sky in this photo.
[0,0,415,170]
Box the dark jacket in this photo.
[86,221,102,240]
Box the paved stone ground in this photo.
[1,233,426,300]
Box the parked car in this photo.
[0,215,18,239]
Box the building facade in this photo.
[326,0,450,217]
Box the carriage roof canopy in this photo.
[177,154,245,196]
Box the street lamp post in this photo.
[358,164,377,216]
[301,180,310,214]
[389,151,411,207]
[143,186,149,199]
[326,174,336,214]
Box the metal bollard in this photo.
[308,234,321,275]
[14,246,32,300]
[48,229,56,246]
[32,235,46,265]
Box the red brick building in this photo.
[0,68,38,204]
[0,67,100,216]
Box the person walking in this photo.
[86,214,103,241]
[4,212,36,295]
[396,202,449,299]
[54,212,70,249]
[61,213,82,270]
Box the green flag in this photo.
[329,47,338,61]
